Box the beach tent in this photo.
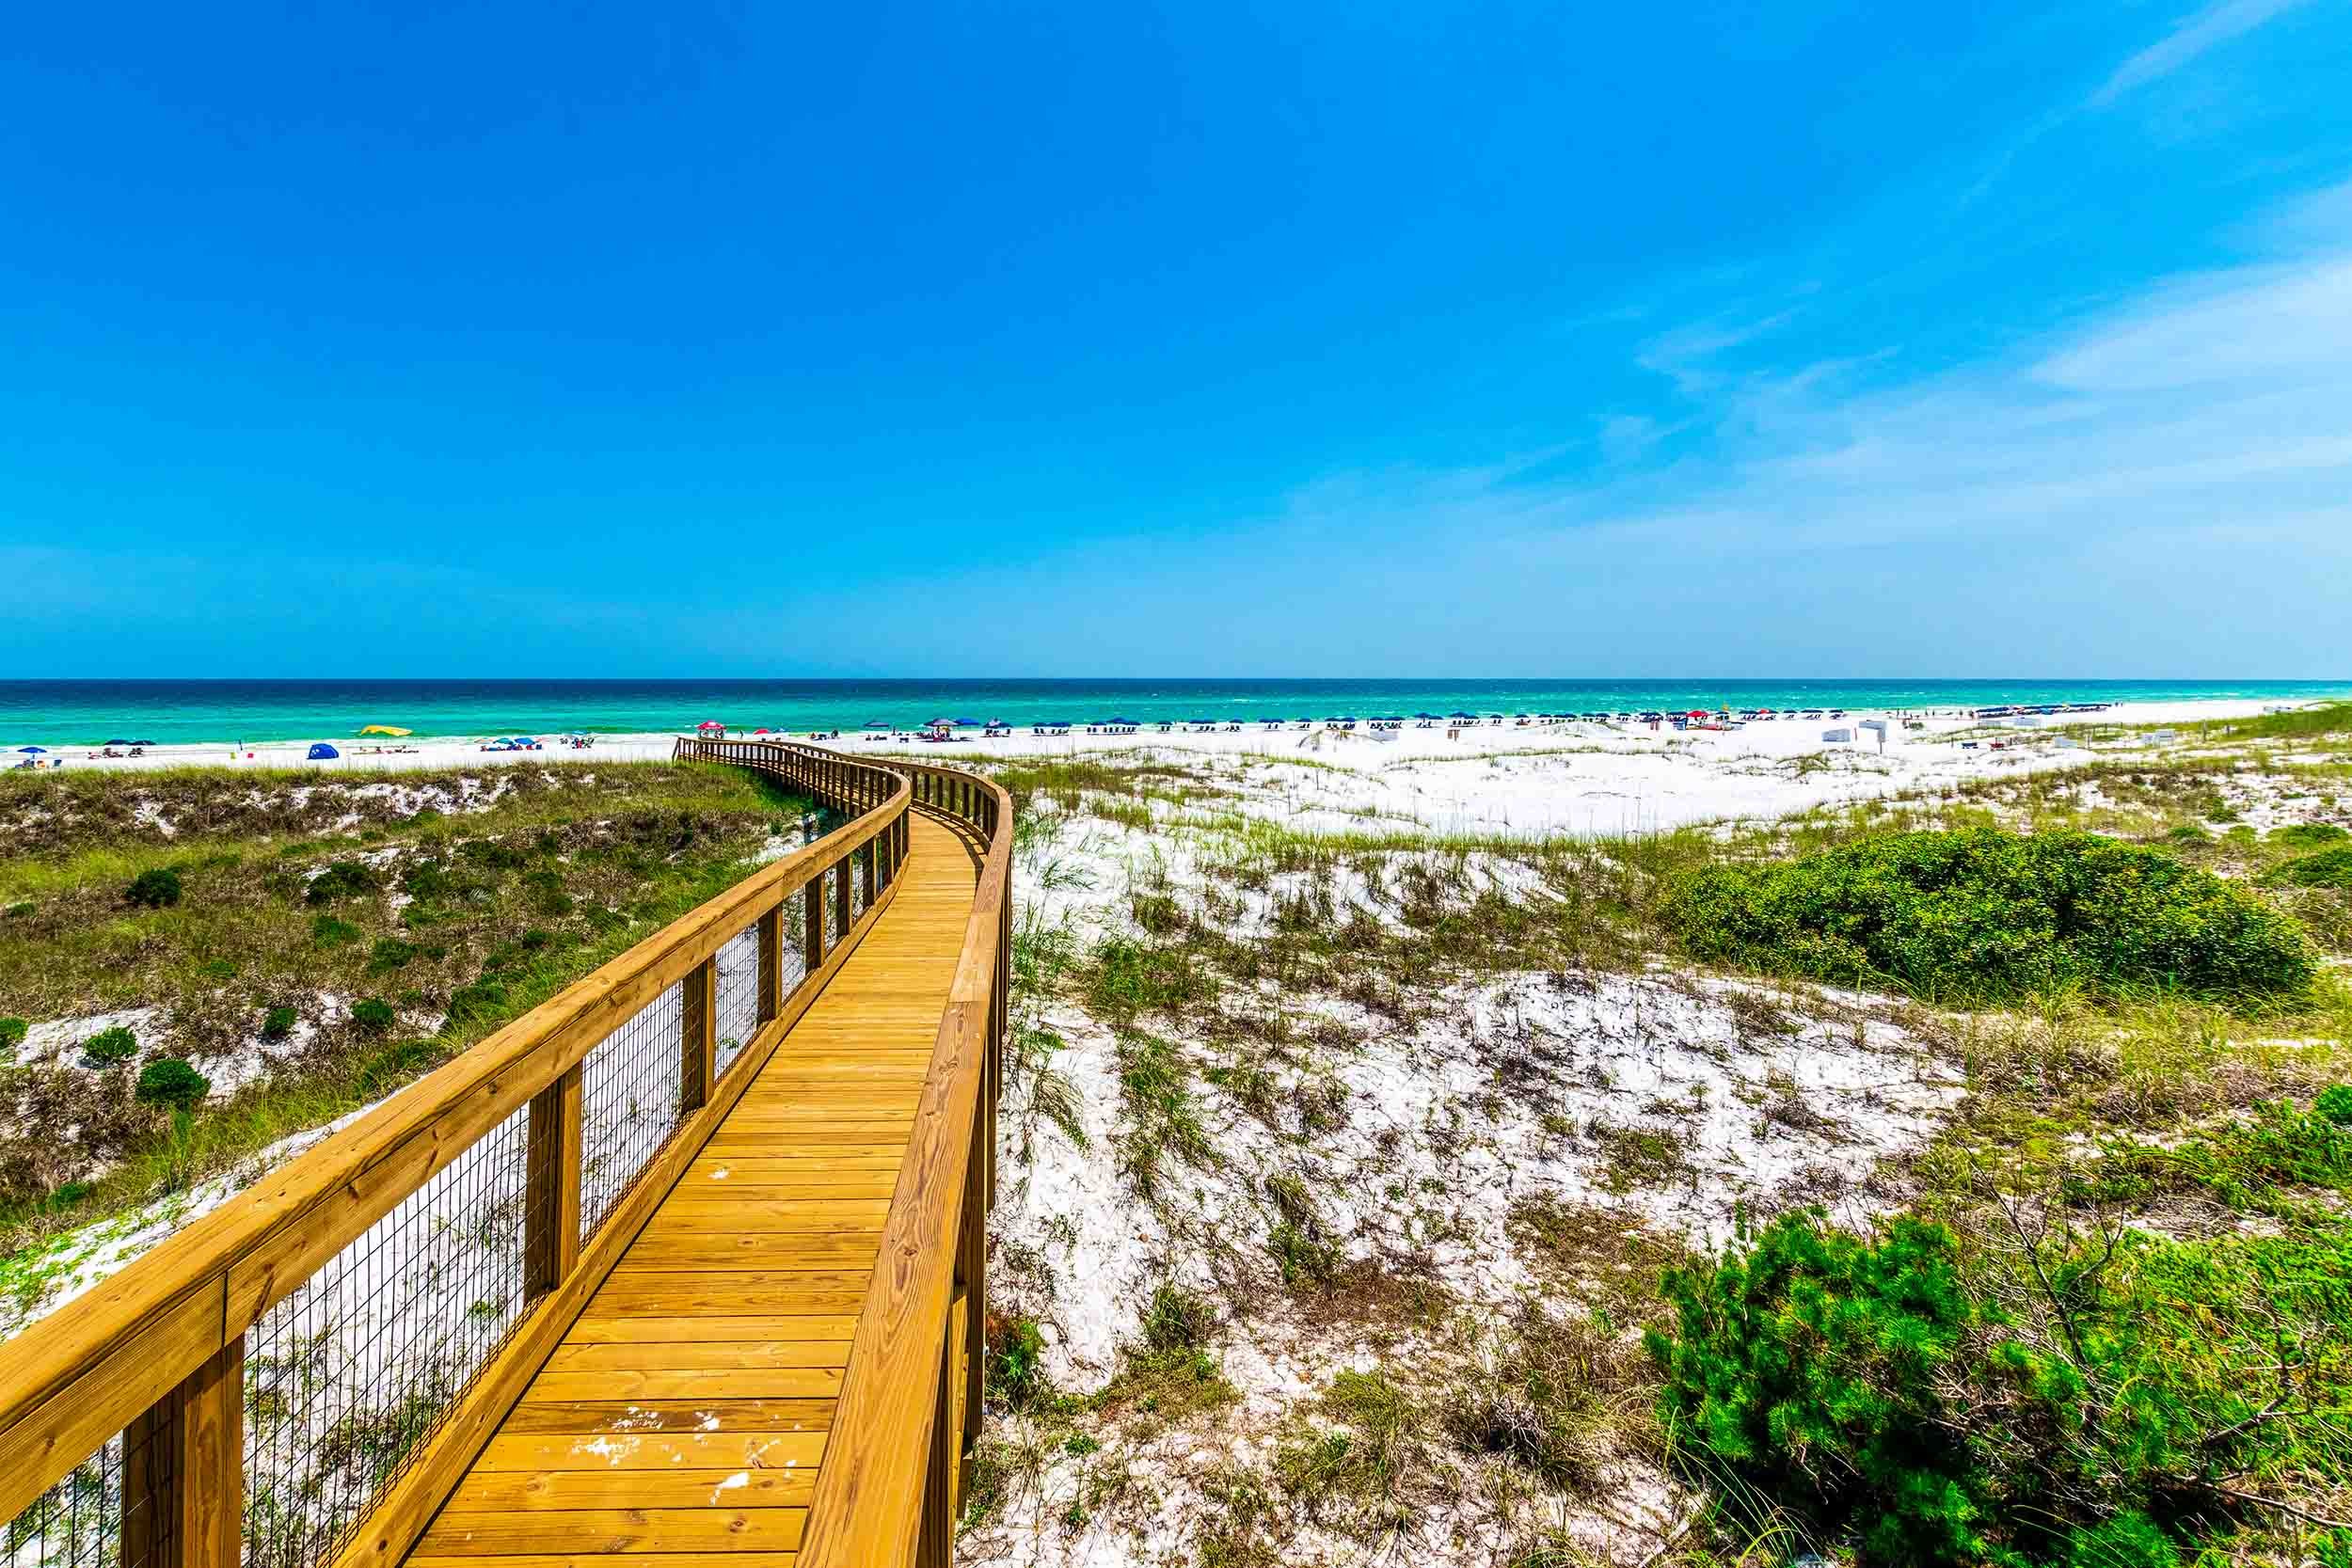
[358,725,412,737]
[308,743,340,760]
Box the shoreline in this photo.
[9,696,2328,841]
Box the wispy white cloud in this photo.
[2090,0,2311,106]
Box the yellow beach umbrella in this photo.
[358,724,413,736]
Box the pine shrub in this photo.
[126,867,183,908]
[135,1057,211,1109]
[1665,828,2315,1001]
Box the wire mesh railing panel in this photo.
[712,923,760,1080]
[242,1103,534,1568]
[2,1424,169,1568]
[849,847,869,924]
[579,983,687,1241]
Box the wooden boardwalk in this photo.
[405,812,982,1568]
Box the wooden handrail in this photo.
[796,755,1014,1567]
[5,736,1013,1568]
[0,740,910,1530]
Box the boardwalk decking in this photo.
[405,813,981,1568]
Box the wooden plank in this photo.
[525,1368,846,1402]
[584,1273,873,1317]
[449,1468,817,1510]
[410,1557,797,1568]
[543,1341,850,1373]
[618,1234,883,1271]
[564,1316,857,1344]
[500,1400,833,1435]
[416,1508,807,1555]
[473,1430,826,1472]
[643,1200,895,1230]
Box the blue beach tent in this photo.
[308,743,340,760]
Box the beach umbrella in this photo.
[18,746,45,753]
[358,725,411,736]
[954,717,982,726]
[865,721,891,730]
[695,720,725,732]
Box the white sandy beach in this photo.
[21,696,2299,839]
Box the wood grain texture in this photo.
[397,801,992,1568]
[0,740,911,1520]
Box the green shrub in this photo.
[2318,1085,2352,1126]
[2266,847,2352,891]
[986,1313,1047,1409]
[1645,1207,2348,1568]
[0,1017,25,1052]
[305,861,380,905]
[520,868,573,917]
[81,1025,137,1066]
[125,867,183,908]
[135,1057,211,1109]
[443,979,509,1030]
[261,1005,297,1040]
[311,914,359,947]
[350,998,396,1034]
[1665,828,2316,1001]
[1142,1285,1216,1353]
[1647,1213,2000,1565]
[400,860,453,900]
[2271,823,2349,848]
[367,938,417,974]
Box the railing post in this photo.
[860,837,877,908]
[803,870,824,972]
[757,902,783,1024]
[833,855,851,935]
[960,1097,986,1484]
[917,1327,955,1568]
[523,1064,582,1298]
[681,957,715,1112]
[121,1336,244,1568]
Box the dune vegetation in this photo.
[0,762,813,1288]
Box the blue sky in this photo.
[4,0,2347,677]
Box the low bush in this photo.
[1646,1206,2352,1567]
[1665,828,2315,1001]
[261,1005,297,1040]
[2319,1085,2352,1126]
[1142,1284,1217,1353]
[2265,846,2352,890]
[310,915,359,947]
[350,998,396,1034]
[135,1057,211,1109]
[367,938,417,974]
[125,867,183,908]
[2270,823,2349,848]
[305,861,380,905]
[986,1313,1048,1409]
[0,1018,25,1052]
[81,1026,137,1066]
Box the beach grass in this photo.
[0,760,812,1266]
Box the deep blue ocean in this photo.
[0,679,2346,746]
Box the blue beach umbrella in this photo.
[18,746,46,753]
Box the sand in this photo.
[20,698,2294,841]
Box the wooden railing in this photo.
[683,743,1013,1567]
[0,738,1009,1568]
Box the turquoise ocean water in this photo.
[1,679,2346,747]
